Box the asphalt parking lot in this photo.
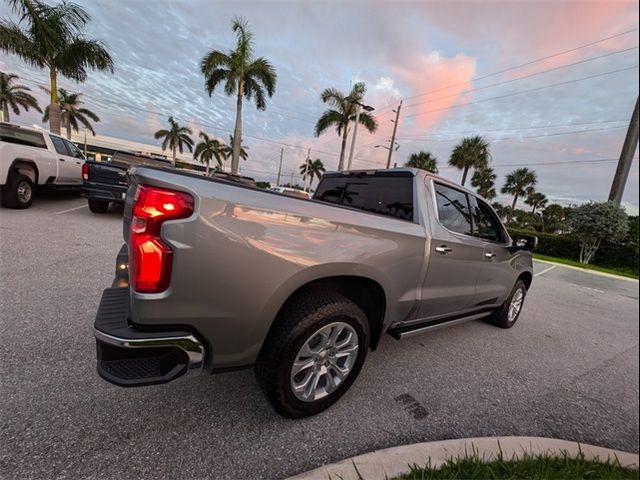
[1,194,638,480]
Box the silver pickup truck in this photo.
[93,167,536,417]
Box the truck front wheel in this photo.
[255,291,370,418]
[88,199,109,213]
[1,174,34,209]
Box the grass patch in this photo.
[534,254,639,279]
[393,450,638,480]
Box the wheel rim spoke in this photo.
[290,321,359,403]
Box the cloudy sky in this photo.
[1,0,639,211]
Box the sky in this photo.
[1,0,639,212]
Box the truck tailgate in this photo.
[90,162,128,189]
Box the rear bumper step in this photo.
[93,287,205,387]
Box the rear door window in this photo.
[49,135,70,156]
[314,173,414,221]
[434,183,472,236]
[63,139,85,159]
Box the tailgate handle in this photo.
[435,246,452,254]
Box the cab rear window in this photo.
[314,172,414,221]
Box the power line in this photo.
[402,46,638,111]
[403,65,639,119]
[396,119,628,138]
[376,26,639,111]
[441,157,639,169]
[396,125,627,143]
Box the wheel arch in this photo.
[261,274,387,354]
[518,271,533,290]
[8,158,39,184]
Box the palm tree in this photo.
[219,134,248,171]
[0,71,41,122]
[314,82,378,171]
[471,166,497,200]
[0,0,114,135]
[154,117,194,165]
[299,158,326,189]
[448,135,490,186]
[501,168,537,222]
[193,132,224,174]
[42,87,99,139]
[200,16,276,175]
[525,191,548,214]
[405,151,438,173]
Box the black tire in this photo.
[488,279,528,329]
[1,174,34,209]
[255,291,370,418]
[88,199,109,213]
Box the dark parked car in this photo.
[82,152,172,213]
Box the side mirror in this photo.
[512,234,538,252]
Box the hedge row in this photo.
[509,228,639,274]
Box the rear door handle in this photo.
[59,158,65,162]
[485,252,496,258]
[435,246,452,254]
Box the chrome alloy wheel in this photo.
[290,322,359,402]
[508,287,525,323]
[17,180,32,204]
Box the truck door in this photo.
[417,181,485,320]
[48,135,82,185]
[62,138,85,185]
[469,196,515,308]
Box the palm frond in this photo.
[356,111,378,134]
[314,109,345,137]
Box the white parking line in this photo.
[568,282,605,294]
[55,204,88,215]
[534,265,557,277]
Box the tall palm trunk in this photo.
[48,69,62,134]
[172,145,177,166]
[338,125,349,171]
[1,101,9,122]
[231,79,244,175]
[461,166,469,186]
[66,119,72,140]
[508,193,519,223]
[205,160,210,175]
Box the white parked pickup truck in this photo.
[0,122,85,208]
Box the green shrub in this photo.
[509,228,639,275]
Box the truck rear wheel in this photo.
[88,199,109,213]
[255,291,369,418]
[1,174,34,209]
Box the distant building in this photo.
[68,131,206,172]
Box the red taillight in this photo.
[82,163,89,181]
[130,185,194,293]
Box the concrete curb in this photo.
[533,258,639,282]
[288,437,639,480]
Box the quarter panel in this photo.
[128,169,427,368]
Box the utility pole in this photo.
[276,147,284,186]
[347,103,361,171]
[386,100,402,168]
[608,96,639,205]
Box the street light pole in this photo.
[276,147,284,186]
[347,103,361,171]
[303,148,311,192]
